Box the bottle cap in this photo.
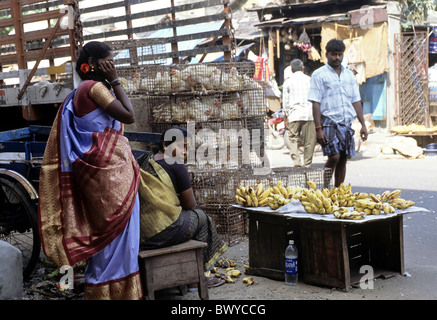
[289,240,294,245]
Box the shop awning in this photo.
[189,43,255,64]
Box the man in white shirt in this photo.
[308,39,368,187]
[282,59,316,167]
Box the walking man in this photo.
[283,59,316,167]
[308,39,368,187]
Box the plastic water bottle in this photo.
[285,240,298,285]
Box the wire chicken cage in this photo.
[189,167,333,245]
[113,62,262,95]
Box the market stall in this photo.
[233,180,430,291]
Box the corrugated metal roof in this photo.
[254,13,348,27]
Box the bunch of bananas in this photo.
[235,183,268,207]
[390,123,429,134]
[295,181,367,216]
[333,210,366,220]
[235,180,301,210]
[370,189,415,210]
[354,199,387,215]
[296,186,335,214]
[331,182,369,207]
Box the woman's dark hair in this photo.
[154,126,190,153]
[76,41,113,88]
[325,39,345,54]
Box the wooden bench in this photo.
[138,240,208,300]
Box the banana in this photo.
[369,193,380,203]
[314,196,323,209]
[321,188,330,198]
[330,193,338,201]
[322,197,331,209]
[256,183,264,197]
[355,199,369,207]
[224,276,234,283]
[248,187,256,198]
[226,269,241,278]
[329,187,338,196]
[390,199,415,209]
[334,210,365,220]
[307,181,317,190]
[366,201,376,209]
[381,190,391,201]
[245,195,252,207]
[382,202,392,213]
[364,208,372,215]
[279,186,289,198]
[388,189,403,200]
[258,188,271,201]
[339,199,348,207]
[355,206,365,212]
[258,198,270,206]
[235,195,246,205]
[269,201,279,210]
[315,190,325,201]
[243,277,254,285]
[372,208,380,215]
[357,192,369,199]
[252,195,259,207]
[273,186,281,195]
[236,188,245,198]
[338,207,348,214]
[304,205,315,213]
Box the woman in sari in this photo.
[38,41,143,300]
[137,127,228,287]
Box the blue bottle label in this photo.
[285,258,298,275]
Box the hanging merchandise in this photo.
[248,50,270,83]
[295,29,312,53]
[307,47,321,61]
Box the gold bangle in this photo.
[315,126,322,131]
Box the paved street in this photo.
[264,130,437,299]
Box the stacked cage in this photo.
[115,62,267,170]
[189,167,332,245]
[114,57,269,245]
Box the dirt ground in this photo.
[14,130,437,306]
[157,236,425,301]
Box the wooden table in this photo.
[243,205,428,291]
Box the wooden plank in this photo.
[21,9,64,24]
[82,11,226,31]
[138,240,207,259]
[0,17,13,29]
[21,0,55,5]
[80,0,229,15]
[0,46,71,65]
[83,15,228,43]
[22,28,69,43]
[18,15,64,100]
[114,44,231,63]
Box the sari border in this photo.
[84,270,143,300]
